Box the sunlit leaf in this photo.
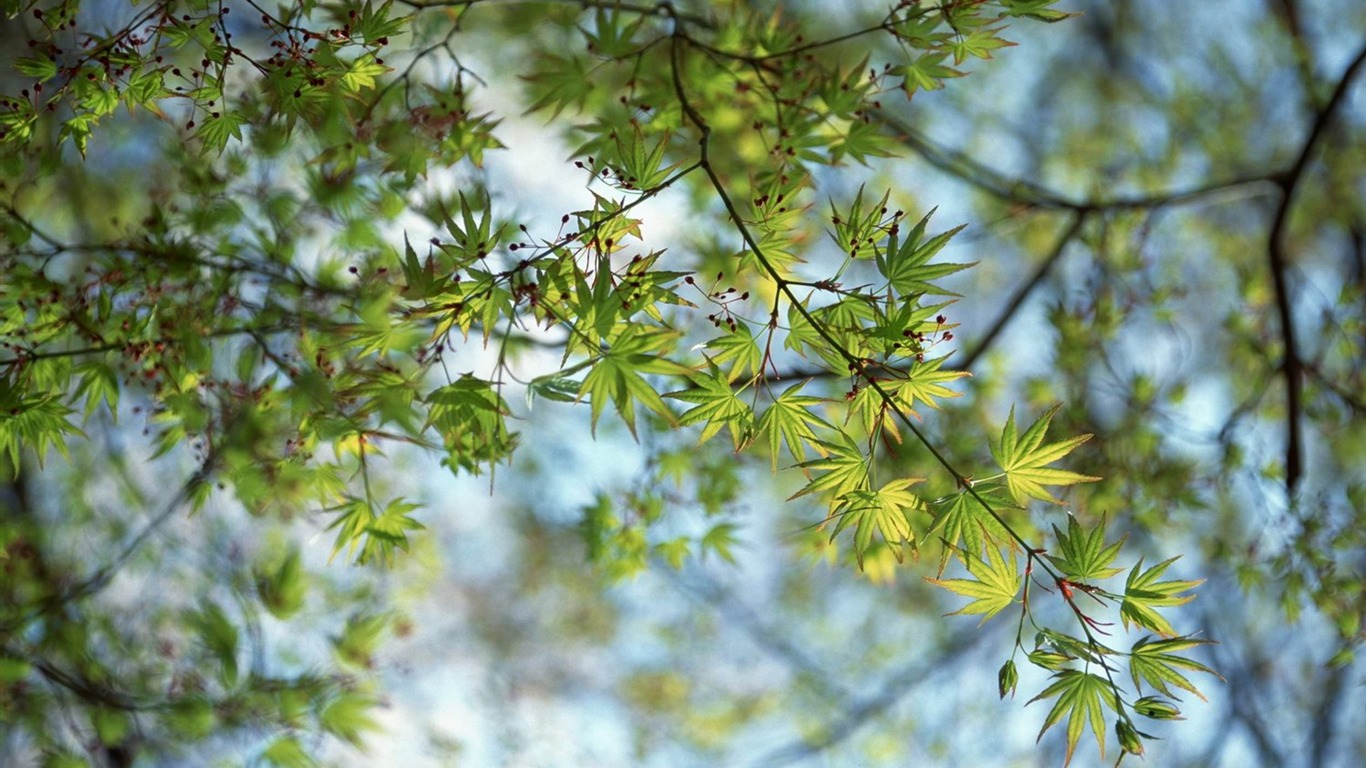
[929,544,1022,624]
[991,404,1101,504]
[1026,670,1118,765]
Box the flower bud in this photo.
[998,659,1018,699]
[1116,719,1145,756]
[1134,696,1183,720]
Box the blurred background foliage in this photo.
[1,0,1363,766]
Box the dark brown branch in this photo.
[749,628,984,767]
[3,462,213,632]
[1349,223,1365,289]
[1,643,150,712]
[957,212,1085,371]
[879,111,1280,214]
[1266,42,1366,493]
[1303,361,1366,416]
[1199,607,1287,766]
[1309,650,1347,768]
[396,0,716,29]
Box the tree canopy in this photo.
[1,0,1363,765]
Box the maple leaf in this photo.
[665,365,753,450]
[1027,670,1119,766]
[1048,515,1126,583]
[929,544,1022,624]
[1120,557,1203,636]
[754,381,833,470]
[991,404,1101,505]
[830,477,924,565]
[1129,636,1220,701]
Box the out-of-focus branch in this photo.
[3,461,213,631]
[1266,0,1320,110]
[749,627,983,767]
[1309,650,1348,768]
[878,112,1279,214]
[1266,42,1366,494]
[1200,612,1287,766]
[1303,361,1366,416]
[669,565,982,768]
[0,642,150,712]
[665,566,853,703]
[956,212,1085,371]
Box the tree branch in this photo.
[957,212,1085,371]
[878,112,1279,214]
[5,461,213,631]
[748,628,984,767]
[1266,42,1366,493]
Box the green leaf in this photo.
[950,26,1017,64]
[0,657,31,683]
[262,736,316,768]
[71,360,120,421]
[929,544,1022,623]
[665,365,753,450]
[830,477,923,566]
[1133,696,1183,720]
[701,522,740,563]
[1001,0,1080,23]
[582,4,646,59]
[899,52,966,96]
[832,118,897,166]
[0,385,85,468]
[1120,557,1202,636]
[341,53,391,92]
[892,356,969,413]
[354,0,409,43]
[166,697,215,740]
[522,53,594,119]
[754,381,832,470]
[362,497,426,564]
[1116,718,1146,757]
[320,693,379,747]
[187,601,239,687]
[442,191,504,264]
[13,55,57,81]
[926,487,1014,573]
[828,186,891,260]
[578,324,687,437]
[613,125,680,190]
[256,547,308,620]
[876,208,971,296]
[526,373,584,406]
[991,404,1101,504]
[333,613,388,670]
[399,233,442,300]
[702,320,763,383]
[1048,515,1126,583]
[790,434,868,501]
[195,109,247,154]
[1129,636,1219,701]
[655,537,691,569]
[425,375,516,474]
[999,659,1019,699]
[1026,669,1118,765]
[326,496,375,564]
